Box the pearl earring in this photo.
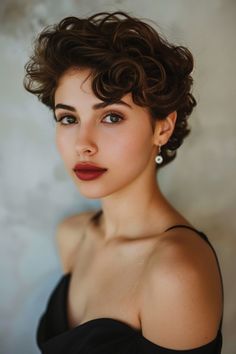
[155,144,163,164]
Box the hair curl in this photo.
[24,11,197,169]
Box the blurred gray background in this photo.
[0,0,235,353]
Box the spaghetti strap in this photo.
[164,224,207,239]
[164,224,215,248]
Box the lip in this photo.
[73,163,107,171]
[74,169,107,181]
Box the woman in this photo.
[24,11,224,354]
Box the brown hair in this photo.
[24,11,197,169]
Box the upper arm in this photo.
[55,210,94,273]
[140,238,223,351]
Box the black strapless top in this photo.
[37,224,224,353]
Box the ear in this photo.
[153,111,177,146]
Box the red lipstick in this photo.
[73,163,107,181]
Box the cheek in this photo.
[103,126,153,165]
[55,132,64,154]
[55,130,72,163]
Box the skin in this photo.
[53,67,223,349]
[54,67,188,244]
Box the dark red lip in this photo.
[74,169,107,181]
[73,163,107,172]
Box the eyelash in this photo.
[56,111,124,126]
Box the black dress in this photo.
[36,221,224,354]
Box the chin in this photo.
[77,180,137,201]
[75,186,112,200]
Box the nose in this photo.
[75,126,98,158]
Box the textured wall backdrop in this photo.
[0,0,235,353]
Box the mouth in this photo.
[74,169,107,181]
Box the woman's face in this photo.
[54,67,158,199]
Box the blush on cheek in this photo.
[122,130,153,162]
[55,129,71,153]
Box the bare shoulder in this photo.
[139,228,223,350]
[55,209,97,273]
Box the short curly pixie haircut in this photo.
[24,11,197,169]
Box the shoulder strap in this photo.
[165,224,206,237]
[165,224,213,243]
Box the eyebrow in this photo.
[54,100,132,112]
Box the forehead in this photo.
[55,67,135,107]
[55,67,92,100]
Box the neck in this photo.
[99,172,177,243]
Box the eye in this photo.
[56,115,77,125]
[102,112,124,124]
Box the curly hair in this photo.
[24,11,197,169]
